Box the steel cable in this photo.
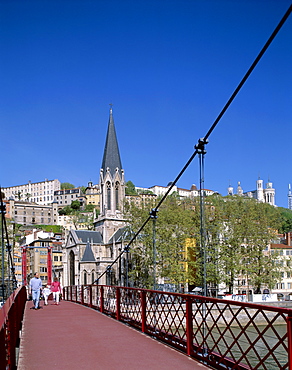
[93,4,292,285]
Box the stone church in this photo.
[62,107,128,287]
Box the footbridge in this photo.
[2,285,292,369]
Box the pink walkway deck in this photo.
[18,300,209,370]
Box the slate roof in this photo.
[101,107,122,177]
[107,227,131,244]
[75,230,103,244]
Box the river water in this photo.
[199,324,287,369]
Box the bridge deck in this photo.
[18,300,209,370]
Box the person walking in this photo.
[51,277,62,305]
[29,272,42,310]
[42,285,51,305]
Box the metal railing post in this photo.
[81,285,84,305]
[141,290,147,333]
[116,288,121,321]
[186,296,193,356]
[287,313,292,369]
[89,285,93,308]
[100,286,104,313]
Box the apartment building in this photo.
[6,199,59,226]
[84,182,100,208]
[54,188,85,209]
[3,179,61,205]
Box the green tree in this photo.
[125,181,137,195]
[71,200,81,211]
[25,193,31,201]
[207,196,280,293]
[58,205,72,215]
[61,182,75,190]
[277,207,292,233]
[124,196,200,290]
[84,204,96,212]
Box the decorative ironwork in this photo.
[64,285,292,369]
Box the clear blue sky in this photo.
[1,0,291,208]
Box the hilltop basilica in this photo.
[62,108,128,287]
[227,178,275,206]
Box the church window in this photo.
[84,272,87,285]
[107,182,111,210]
[115,182,120,210]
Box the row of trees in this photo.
[124,193,292,293]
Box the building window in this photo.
[107,182,111,210]
[54,256,58,261]
[115,182,119,210]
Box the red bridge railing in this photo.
[0,286,27,370]
[63,285,292,370]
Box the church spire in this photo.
[101,106,122,178]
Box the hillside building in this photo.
[5,199,59,226]
[3,179,61,205]
[53,187,85,209]
[135,183,216,199]
[228,178,276,206]
[84,182,100,208]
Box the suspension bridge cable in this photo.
[93,4,292,285]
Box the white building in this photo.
[136,183,215,198]
[3,179,61,206]
[228,179,276,206]
[53,187,85,209]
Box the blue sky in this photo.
[0,0,291,208]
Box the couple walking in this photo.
[43,277,62,306]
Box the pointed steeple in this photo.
[101,106,122,178]
[81,240,96,262]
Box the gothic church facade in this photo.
[62,108,127,287]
